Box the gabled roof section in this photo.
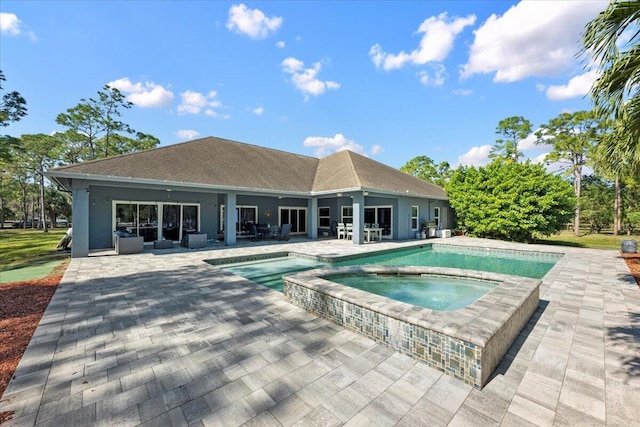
[314,150,447,199]
[312,150,361,192]
[47,137,319,193]
[47,136,447,199]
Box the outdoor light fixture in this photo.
[337,192,343,197]
[363,191,369,196]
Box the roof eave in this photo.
[43,171,311,197]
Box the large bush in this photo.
[445,161,575,242]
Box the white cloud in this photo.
[519,132,539,151]
[370,13,475,72]
[276,40,285,48]
[178,90,223,116]
[0,13,20,35]
[1,12,36,40]
[461,1,606,82]
[281,57,340,100]
[452,88,473,96]
[546,69,600,100]
[226,3,282,39]
[107,77,174,108]
[417,64,447,86]
[531,152,548,164]
[303,134,381,157]
[252,107,264,115]
[457,144,492,167]
[175,129,200,140]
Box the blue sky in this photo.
[1,1,607,169]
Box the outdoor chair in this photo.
[269,225,280,239]
[346,223,353,240]
[279,224,292,240]
[250,223,264,240]
[337,223,346,239]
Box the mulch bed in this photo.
[0,261,67,425]
[622,252,640,287]
[0,252,639,424]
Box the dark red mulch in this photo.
[0,261,67,425]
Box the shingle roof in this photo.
[315,150,447,199]
[47,136,447,199]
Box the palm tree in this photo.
[594,117,640,235]
[583,1,640,164]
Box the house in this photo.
[45,137,452,257]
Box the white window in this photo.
[113,201,200,244]
[411,206,419,230]
[364,205,393,239]
[220,205,257,236]
[318,207,330,228]
[434,206,440,227]
[341,206,353,224]
[279,207,307,234]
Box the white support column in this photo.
[224,192,237,246]
[308,197,318,239]
[71,180,90,258]
[352,193,365,245]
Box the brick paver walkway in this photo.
[1,237,638,426]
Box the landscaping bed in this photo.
[622,252,640,287]
[0,261,67,424]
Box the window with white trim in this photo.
[411,206,419,230]
[434,206,440,227]
[341,206,353,224]
[318,207,330,228]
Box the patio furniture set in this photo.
[337,223,383,243]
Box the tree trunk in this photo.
[574,167,581,237]
[0,196,4,229]
[30,195,35,229]
[613,175,621,235]
[21,186,28,229]
[39,169,48,233]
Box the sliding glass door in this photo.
[162,205,180,241]
[364,206,392,238]
[114,201,199,245]
[220,205,257,236]
[279,207,306,234]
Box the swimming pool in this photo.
[283,265,541,389]
[213,244,559,292]
[207,243,556,388]
[330,273,497,311]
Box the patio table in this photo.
[363,227,383,243]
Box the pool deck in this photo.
[1,237,638,426]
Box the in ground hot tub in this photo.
[283,266,540,389]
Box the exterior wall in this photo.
[222,195,310,228]
[431,199,453,230]
[88,185,219,249]
[83,182,451,250]
[321,194,449,240]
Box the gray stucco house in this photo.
[45,136,452,257]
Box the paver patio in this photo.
[1,237,638,426]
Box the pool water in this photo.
[220,257,326,290]
[218,245,557,293]
[330,274,496,311]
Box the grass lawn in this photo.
[534,229,639,250]
[0,228,70,271]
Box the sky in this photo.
[1,1,608,170]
